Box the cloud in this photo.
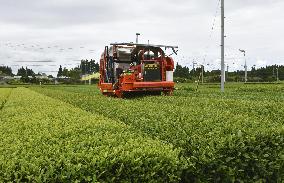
[0,0,283,75]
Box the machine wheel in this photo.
[149,91,161,96]
[103,93,113,97]
[163,90,173,96]
[115,90,124,98]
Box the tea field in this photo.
[0,83,283,182]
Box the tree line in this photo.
[174,63,284,82]
[1,62,283,83]
[0,59,99,84]
[57,59,99,79]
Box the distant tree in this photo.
[57,65,63,77]
[26,67,35,76]
[81,60,88,74]
[90,59,99,73]
[68,67,81,80]
[62,67,68,77]
[16,66,35,83]
[0,66,13,76]
[174,63,190,79]
[17,67,27,77]
[80,59,99,74]
[94,62,99,73]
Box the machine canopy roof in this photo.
[110,43,178,49]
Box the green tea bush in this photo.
[0,88,183,182]
[32,86,284,182]
[0,88,12,109]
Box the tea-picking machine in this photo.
[98,43,178,97]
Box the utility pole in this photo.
[239,49,247,82]
[243,51,247,83]
[25,66,28,77]
[276,67,279,82]
[84,61,87,85]
[221,0,225,92]
[201,65,204,84]
[273,67,275,77]
[192,61,197,75]
[245,60,247,83]
[136,33,140,44]
[226,64,229,82]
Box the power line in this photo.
[202,0,221,63]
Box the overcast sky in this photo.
[0,0,283,75]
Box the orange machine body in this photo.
[98,43,177,97]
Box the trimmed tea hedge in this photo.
[0,88,183,182]
[0,88,12,109]
[33,86,284,182]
